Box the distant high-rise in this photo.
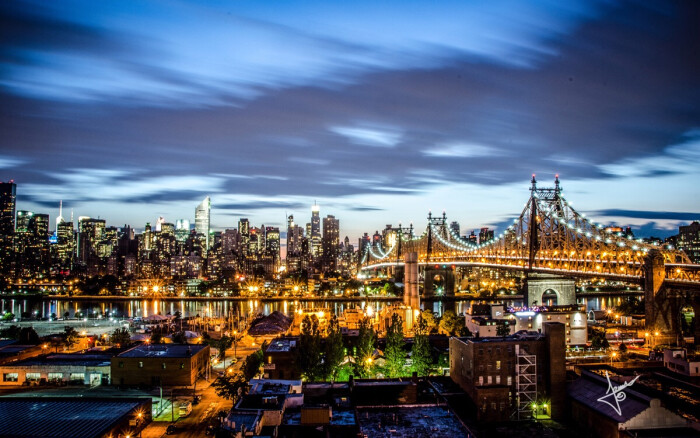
[322,215,339,272]
[195,197,211,251]
[175,219,190,243]
[310,203,321,258]
[677,221,700,263]
[478,227,494,244]
[0,181,16,237]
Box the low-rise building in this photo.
[568,370,693,438]
[663,348,700,376]
[263,338,299,380]
[467,304,587,346]
[111,343,209,387]
[450,321,566,422]
[0,351,111,386]
[0,397,152,438]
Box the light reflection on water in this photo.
[0,295,632,320]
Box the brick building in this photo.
[449,321,566,422]
[111,344,209,387]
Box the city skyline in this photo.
[1,1,699,242]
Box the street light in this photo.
[610,351,617,366]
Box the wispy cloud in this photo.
[329,125,402,148]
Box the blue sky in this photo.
[1,0,699,242]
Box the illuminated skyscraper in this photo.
[310,203,321,258]
[175,219,190,243]
[322,215,339,272]
[195,197,211,251]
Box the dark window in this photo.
[119,362,124,368]
[180,363,185,369]
[162,363,166,369]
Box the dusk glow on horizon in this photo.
[1,0,699,241]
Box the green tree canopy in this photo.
[354,317,376,378]
[295,315,323,381]
[420,310,439,334]
[439,310,465,336]
[110,327,131,347]
[411,314,432,376]
[323,315,345,381]
[212,370,249,404]
[384,313,406,378]
[242,349,264,381]
[63,326,79,348]
[496,321,510,338]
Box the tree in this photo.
[110,327,131,347]
[412,314,432,376]
[496,321,510,338]
[214,336,233,361]
[19,327,40,344]
[618,342,627,354]
[354,317,376,378]
[63,326,79,348]
[1,312,14,322]
[295,315,323,381]
[590,329,609,349]
[439,310,465,336]
[171,331,187,344]
[212,370,249,404]
[323,315,345,381]
[384,313,406,378]
[150,332,163,344]
[421,310,439,334]
[242,349,264,381]
[0,325,20,340]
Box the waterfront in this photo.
[0,292,641,321]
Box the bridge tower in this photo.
[403,252,420,309]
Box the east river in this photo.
[0,292,640,321]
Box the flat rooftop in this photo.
[0,397,149,438]
[357,406,466,438]
[282,408,356,426]
[265,338,296,353]
[117,344,207,358]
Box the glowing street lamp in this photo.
[610,351,617,366]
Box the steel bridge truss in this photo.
[361,176,697,283]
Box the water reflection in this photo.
[0,294,638,321]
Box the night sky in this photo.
[1,0,699,242]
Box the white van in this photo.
[178,401,192,417]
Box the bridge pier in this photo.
[403,252,420,309]
[525,273,576,307]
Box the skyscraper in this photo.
[322,215,339,272]
[0,181,16,237]
[195,196,211,252]
[310,203,321,258]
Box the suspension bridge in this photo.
[359,176,700,338]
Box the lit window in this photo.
[496,360,501,370]
[139,361,143,368]
[3,373,18,382]
[162,363,166,369]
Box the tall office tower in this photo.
[195,196,211,251]
[310,204,321,258]
[175,219,190,243]
[677,221,700,263]
[265,226,281,268]
[15,210,33,233]
[222,229,239,255]
[321,215,339,272]
[450,221,460,237]
[77,217,106,264]
[478,227,494,244]
[0,181,16,276]
[239,218,250,256]
[14,211,50,278]
[56,220,75,273]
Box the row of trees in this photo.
[294,312,436,382]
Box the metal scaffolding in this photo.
[515,344,537,420]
